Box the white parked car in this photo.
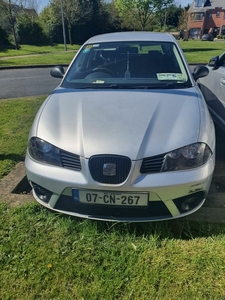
[198,53,225,132]
[25,32,215,222]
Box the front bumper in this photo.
[25,154,215,222]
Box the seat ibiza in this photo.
[25,32,215,222]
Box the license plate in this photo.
[72,190,148,206]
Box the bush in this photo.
[0,26,10,45]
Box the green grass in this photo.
[0,96,45,180]
[0,44,80,57]
[0,52,76,66]
[1,201,225,299]
[1,40,225,66]
[178,39,225,63]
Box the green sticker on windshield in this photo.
[83,45,93,53]
[157,73,185,81]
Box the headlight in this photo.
[162,142,212,171]
[28,137,62,167]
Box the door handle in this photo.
[220,78,225,85]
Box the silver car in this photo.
[198,53,225,132]
[25,32,215,222]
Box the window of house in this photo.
[195,0,205,7]
[189,28,201,39]
[191,13,203,21]
[216,11,220,17]
[222,25,225,36]
[207,13,212,18]
[196,13,204,20]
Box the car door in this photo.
[199,53,225,131]
[214,54,225,105]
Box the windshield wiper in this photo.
[132,83,192,89]
[78,84,120,89]
[163,82,192,88]
[77,82,192,90]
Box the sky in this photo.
[38,0,192,14]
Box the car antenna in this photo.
[125,51,130,78]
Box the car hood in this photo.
[36,88,202,160]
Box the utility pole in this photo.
[60,0,67,51]
[164,10,167,32]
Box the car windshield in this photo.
[62,41,191,89]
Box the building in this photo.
[187,0,225,39]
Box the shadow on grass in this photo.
[92,218,225,240]
[0,44,18,53]
[183,48,218,53]
[0,153,24,161]
[39,205,225,241]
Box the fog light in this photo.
[173,192,205,213]
[31,182,53,203]
[181,197,197,211]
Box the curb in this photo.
[0,162,34,207]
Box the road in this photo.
[0,67,62,99]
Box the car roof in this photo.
[85,32,177,44]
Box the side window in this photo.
[220,54,225,67]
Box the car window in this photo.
[220,54,225,67]
[62,41,191,89]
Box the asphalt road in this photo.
[0,67,62,99]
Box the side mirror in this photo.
[50,66,65,78]
[208,56,220,69]
[192,65,209,81]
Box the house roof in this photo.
[189,0,225,13]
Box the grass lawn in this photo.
[0,40,225,66]
[0,44,80,57]
[1,201,225,299]
[0,52,76,67]
[0,97,45,180]
[178,39,225,63]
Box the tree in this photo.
[103,1,125,31]
[50,0,93,45]
[39,5,61,43]
[0,25,9,45]
[17,11,45,44]
[0,0,20,49]
[115,0,174,31]
[157,4,183,31]
[178,5,189,31]
[0,0,39,49]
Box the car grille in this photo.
[140,153,166,174]
[89,155,131,184]
[60,150,81,171]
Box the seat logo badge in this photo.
[103,163,116,176]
